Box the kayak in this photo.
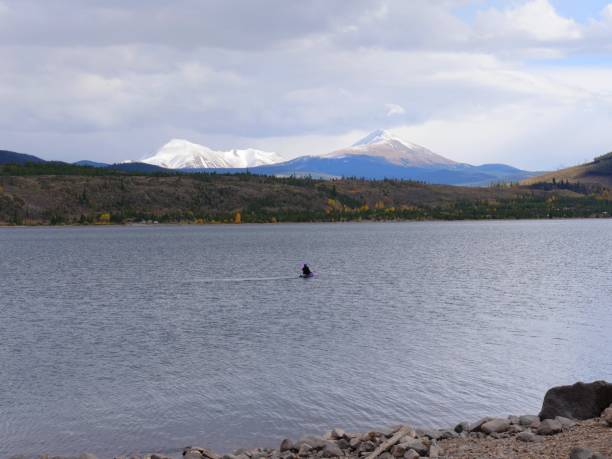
[300,272,314,278]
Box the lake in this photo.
[1,220,611,458]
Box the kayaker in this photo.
[302,264,312,276]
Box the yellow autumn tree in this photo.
[234,211,241,224]
[98,213,111,224]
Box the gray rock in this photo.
[222,455,237,459]
[297,444,311,457]
[602,405,612,426]
[336,439,349,450]
[438,429,458,439]
[537,419,563,435]
[378,453,393,459]
[183,449,220,459]
[517,431,537,442]
[349,437,361,449]
[469,417,494,432]
[518,415,540,427]
[331,428,347,440]
[398,432,416,444]
[508,424,524,434]
[539,381,612,420]
[569,447,594,459]
[555,416,577,429]
[79,455,98,459]
[591,453,605,459]
[298,436,326,450]
[481,419,511,434]
[357,441,375,453]
[417,429,441,440]
[403,451,419,459]
[371,427,395,437]
[507,415,520,425]
[321,442,343,458]
[396,440,427,457]
[454,421,470,433]
[390,444,407,458]
[184,452,204,459]
[280,439,294,452]
[279,453,295,459]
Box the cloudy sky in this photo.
[1,0,611,169]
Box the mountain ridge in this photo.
[0,130,540,186]
[138,139,283,169]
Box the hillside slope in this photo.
[1,166,611,225]
[522,152,612,187]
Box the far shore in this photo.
[2,215,612,230]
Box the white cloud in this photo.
[475,0,582,42]
[394,99,612,170]
[0,1,611,168]
[385,103,406,117]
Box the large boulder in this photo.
[539,381,612,420]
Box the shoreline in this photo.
[10,382,612,459]
[1,215,612,229]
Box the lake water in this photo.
[1,220,611,458]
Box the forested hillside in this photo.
[1,162,611,225]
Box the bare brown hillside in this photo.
[522,152,612,187]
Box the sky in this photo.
[1,0,612,170]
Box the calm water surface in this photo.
[1,220,611,458]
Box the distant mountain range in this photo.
[1,150,167,173]
[135,130,539,185]
[133,138,283,169]
[1,130,543,186]
[0,149,46,165]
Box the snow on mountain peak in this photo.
[139,139,283,169]
[352,129,394,146]
[326,129,456,167]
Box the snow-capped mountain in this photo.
[241,129,537,185]
[323,129,457,167]
[139,139,283,169]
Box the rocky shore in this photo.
[12,381,612,459]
